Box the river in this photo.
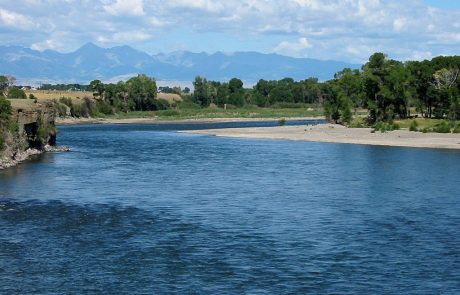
[1,121,459,294]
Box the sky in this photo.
[0,0,459,63]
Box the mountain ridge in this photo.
[0,43,361,84]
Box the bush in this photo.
[453,124,460,134]
[155,99,170,111]
[372,121,400,133]
[409,120,418,132]
[348,119,367,128]
[55,102,69,117]
[433,121,451,133]
[37,123,57,145]
[0,96,12,121]
[278,118,286,126]
[59,97,73,108]
[7,87,26,99]
[96,100,113,115]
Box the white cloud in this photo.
[274,37,312,57]
[104,0,144,16]
[393,18,407,32]
[31,39,64,51]
[97,31,152,43]
[0,8,36,29]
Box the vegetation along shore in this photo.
[1,52,460,168]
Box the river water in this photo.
[1,121,459,294]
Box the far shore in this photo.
[55,116,323,125]
[181,124,460,150]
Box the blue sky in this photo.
[0,0,459,63]
[423,0,460,9]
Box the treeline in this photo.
[191,76,322,108]
[40,83,91,91]
[191,53,460,125]
[323,53,460,125]
[56,74,171,117]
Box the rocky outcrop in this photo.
[0,99,67,169]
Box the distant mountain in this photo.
[0,43,361,84]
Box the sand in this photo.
[181,124,460,150]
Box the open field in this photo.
[25,90,93,101]
[25,90,182,103]
[94,106,324,121]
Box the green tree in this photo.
[7,87,27,99]
[193,76,209,106]
[126,74,157,111]
[90,79,105,99]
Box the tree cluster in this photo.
[83,74,169,115]
[323,53,460,124]
[192,76,323,108]
[0,75,27,99]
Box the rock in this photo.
[44,145,70,152]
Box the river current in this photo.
[1,121,459,294]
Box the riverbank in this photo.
[0,145,70,170]
[56,116,323,125]
[182,124,460,150]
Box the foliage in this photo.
[409,120,418,132]
[453,124,460,134]
[348,118,367,128]
[7,87,27,99]
[0,96,12,151]
[433,121,451,133]
[278,118,286,126]
[372,121,400,133]
[37,122,57,145]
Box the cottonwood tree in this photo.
[431,68,460,122]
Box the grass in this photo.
[394,118,460,130]
[101,105,324,121]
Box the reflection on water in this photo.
[1,123,459,293]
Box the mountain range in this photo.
[0,43,361,85]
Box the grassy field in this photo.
[25,90,182,103]
[394,118,460,129]
[98,105,324,121]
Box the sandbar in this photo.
[181,124,460,150]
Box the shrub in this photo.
[372,121,400,133]
[409,120,418,132]
[7,87,26,99]
[453,124,460,134]
[59,97,73,108]
[96,100,113,115]
[155,99,170,111]
[55,102,69,117]
[348,118,367,128]
[37,123,57,145]
[433,121,451,133]
[278,118,286,126]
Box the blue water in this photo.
[1,122,459,294]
